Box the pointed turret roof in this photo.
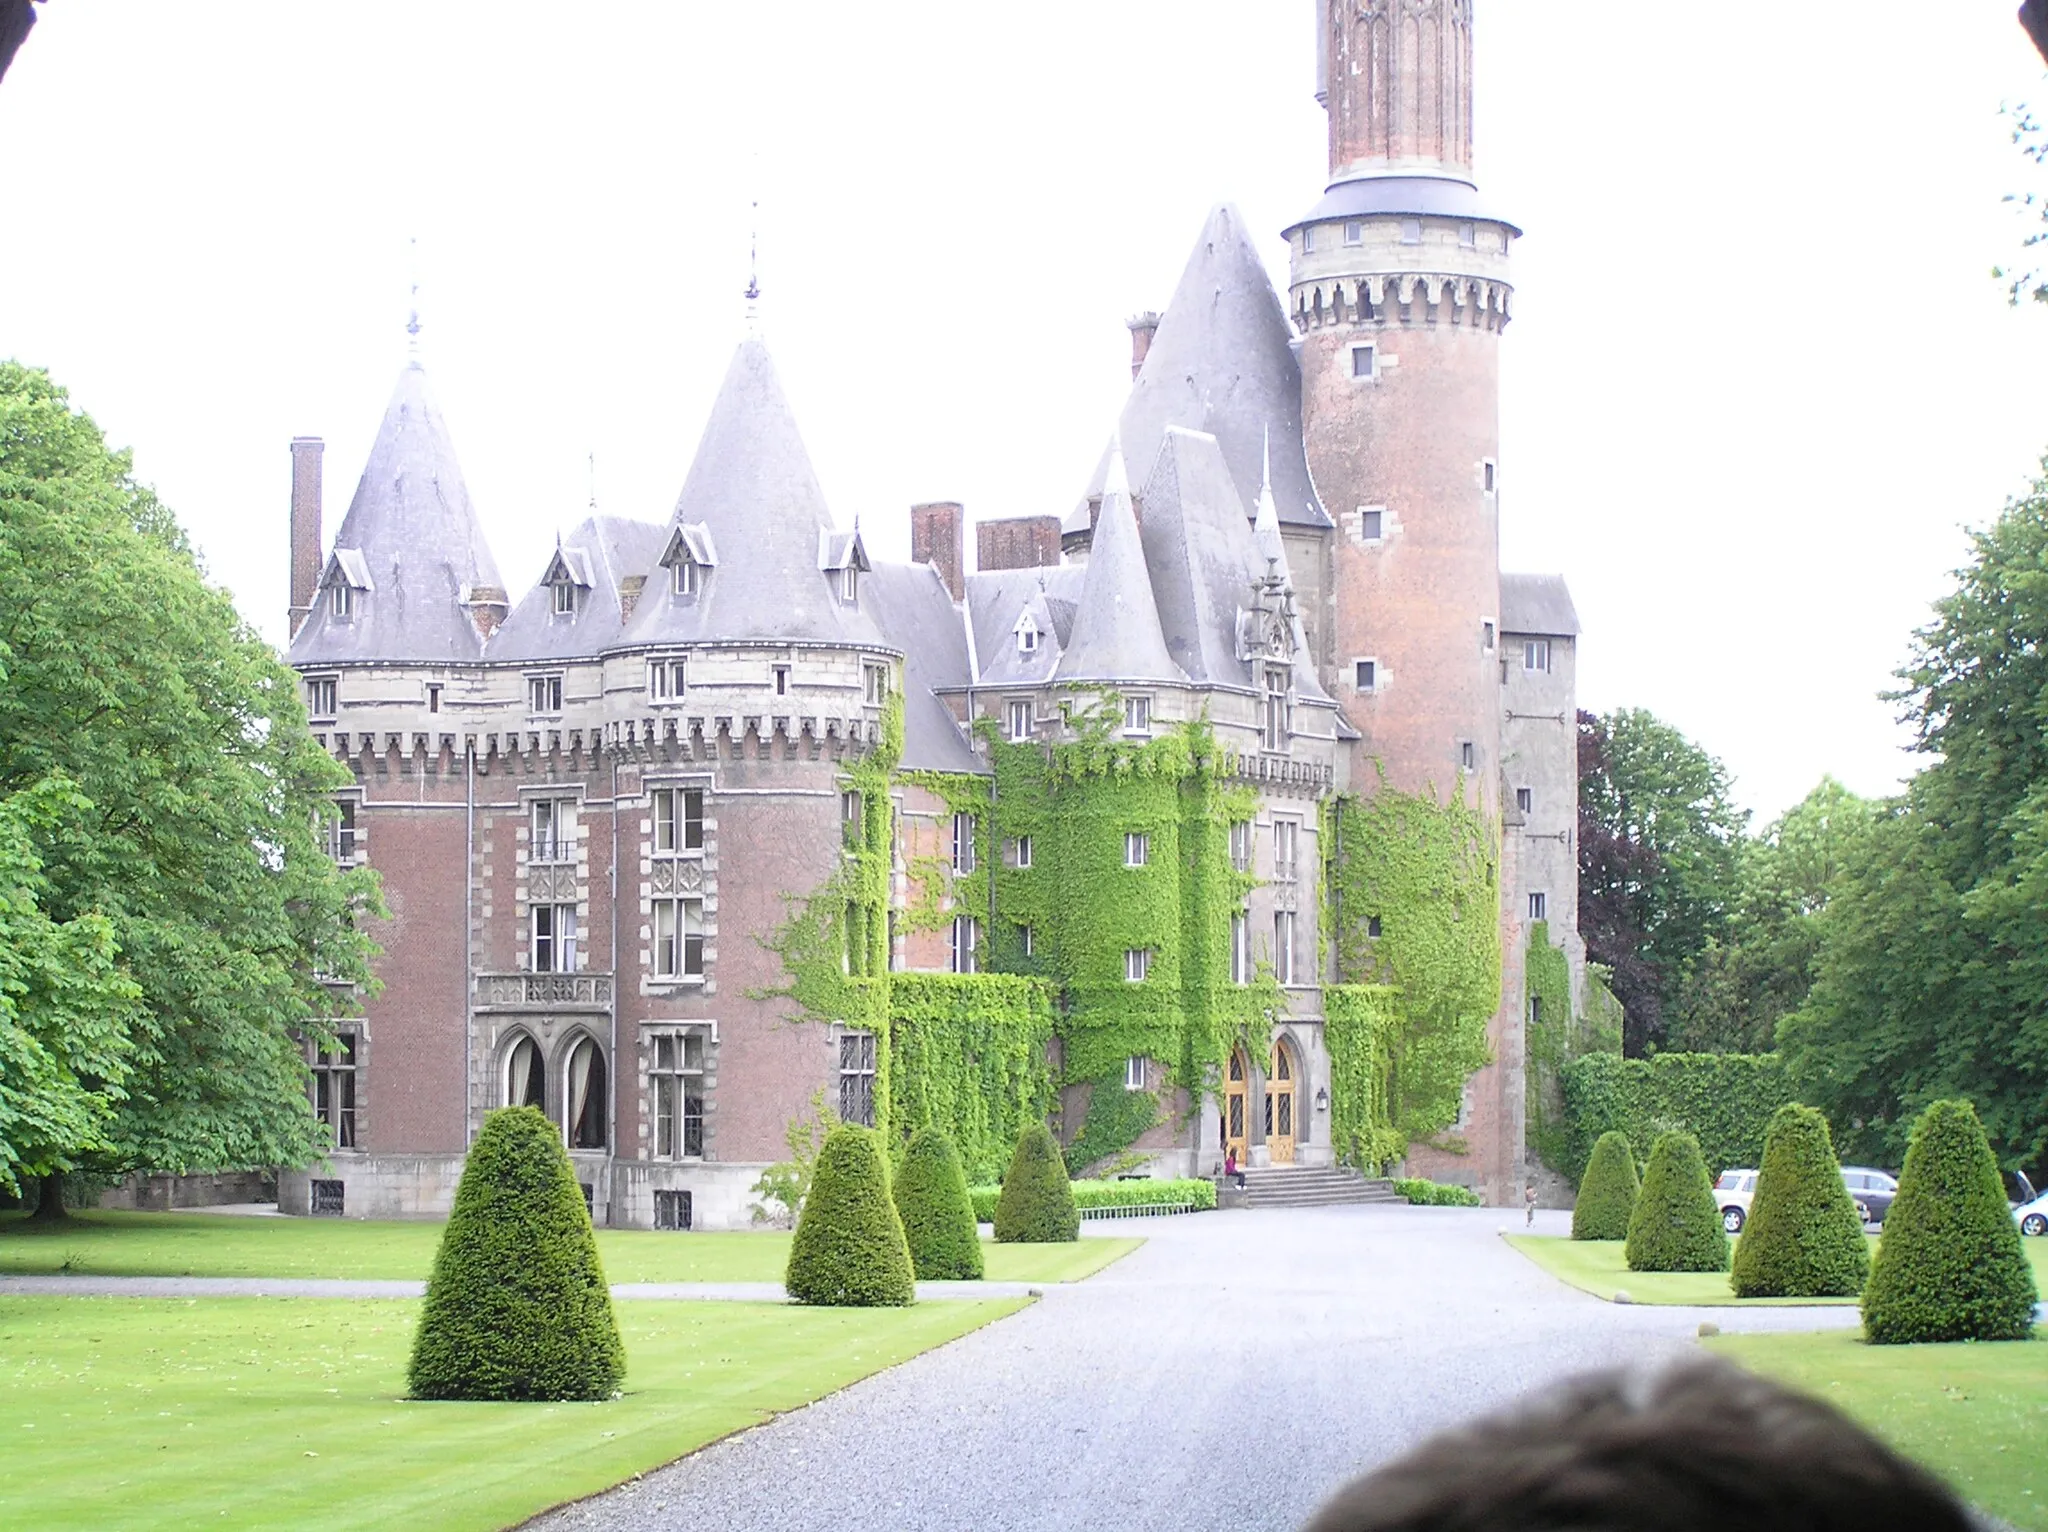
[1058,441,1183,685]
[620,339,891,651]
[290,362,504,665]
[1065,204,1330,538]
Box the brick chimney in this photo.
[288,436,324,638]
[977,515,1062,572]
[1126,312,1161,379]
[911,501,965,602]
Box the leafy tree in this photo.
[1570,1131,1638,1241]
[408,1107,624,1401]
[992,1122,1078,1243]
[892,1126,983,1281]
[1623,1131,1729,1274]
[1730,1104,1869,1299]
[1577,709,1746,1053]
[785,1123,916,1306]
[0,363,378,1213]
[1862,1099,2037,1344]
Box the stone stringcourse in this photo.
[1623,1131,1729,1274]
[1730,1104,1869,1300]
[1861,1099,2038,1344]
[407,1106,625,1402]
[1571,1131,1639,1241]
[892,1126,984,1282]
[992,1123,1080,1244]
[785,1123,917,1307]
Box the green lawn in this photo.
[0,1295,1023,1531]
[1506,1234,2048,1307]
[1705,1329,2048,1532]
[0,1212,1138,1285]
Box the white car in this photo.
[1712,1166,1897,1234]
[2016,1189,2048,1238]
[1713,1169,1758,1234]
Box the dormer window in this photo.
[673,558,699,598]
[331,584,355,620]
[1016,615,1040,654]
[660,523,717,604]
[840,564,859,604]
[552,580,577,617]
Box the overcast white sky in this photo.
[4,3,2046,822]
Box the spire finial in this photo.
[743,200,762,335]
[406,236,422,359]
[587,450,597,511]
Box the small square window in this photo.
[1124,1056,1148,1091]
[649,657,686,703]
[1125,832,1150,868]
[1124,947,1151,983]
[306,676,338,719]
[1529,891,1548,922]
[1013,834,1033,870]
[1459,741,1476,771]
[1351,344,1376,381]
[1400,219,1422,245]
[1515,786,1533,814]
[552,581,576,616]
[1123,695,1152,735]
[1343,219,1363,246]
[1524,638,1551,672]
[1354,659,1377,692]
[1007,699,1033,742]
[528,673,564,716]
[1360,508,1383,539]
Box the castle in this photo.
[282,1,1584,1225]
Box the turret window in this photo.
[528,673,564,716]
[331,584,356,620]
[1123,695,1152,735]
[1400,219,1422,245]
[552,580,577,616]
[650,657,687,702]
[1016,615,1040,654]
[839,565,860,604]
[1301,225,1317,254]
[306,676,337,719]
[673,558,700,597]
[1351,344,1376,381]
[863,662,890,706]
[1344,220,1363,246]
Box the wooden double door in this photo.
[1223,1040,1298,1167]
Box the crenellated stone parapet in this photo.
[1290,270,1513,334]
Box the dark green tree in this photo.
[892,1126,983,1281]
[992,1122,1078,1243]
[1570,1131,1638,1241]
[786,1123,916,1306]
[1577,708,1746,1053]
[1862,1099,2038,1344]
[0,363,378,1214]
[1624,1131,1729,1273]
[1731,1104,1869,1299]
[407,1107,624,1401]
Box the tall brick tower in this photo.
[1290,0,1514,805]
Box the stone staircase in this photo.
[1237,1165,1404,1209]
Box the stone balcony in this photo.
[474,972,614,1013]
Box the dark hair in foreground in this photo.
[1301,1358,1971,1532]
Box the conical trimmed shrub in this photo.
[892,1126,984,1281]
[408,1106,624,1401]
[1571,1131,1639,1241]
[1863,1099,2038,1344]
[993,1122,1078,1243]
[786,1123,916,1306]
[1731,1103,1869,1299]
[1625,1131,1729,1273]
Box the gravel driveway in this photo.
[524,1205,1856,1532]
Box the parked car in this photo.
[1713,1166,1897,1234]
[2004,1169,2039,1209]
[1714,1168,1758,1234]
[2015,1188,2048,1238]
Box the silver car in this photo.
[1714,1168,1758,1234]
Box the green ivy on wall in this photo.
[1062,1070,1161,1178]
[886,973,1054,1182]
[1523,921,1574,1172]
[1323,776,1500,1141]
[1557,1051,1794,1185]
[1324,984,1405,1171]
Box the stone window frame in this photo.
[1523,638,1551,673]
[308,1027,362,1151]
[1352,657,1378,693]
[638,1020,717,1162]
[1272,910,1297,986]
[560,1026,610,1152]
[641,772,717,998]
[836,1027,878,1127]
[1529,890,1548,923]
[1123,694,1152,737]
[950,915,981,975]
[526,671,564,718]
[1007,697,1033,742]
[1229,909,1252,985]
[648,654,688,705]
[516,784,588,976]
[1350,342,1377,383]
[305,674,339,720]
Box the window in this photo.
[552,580,577,616]
[1302,225,1317,254]
[1230,911,1251,984]
[531,799,573,862]
[672,558,699,597]
[1351,344,1376,381]
[653,897,705,979]
[1460,222,1477,249]
[312,1033,358,1149]
[1360,508,1383,540]
[1400,218,1421,245]
[528,673,564,715]
[1017,619,1039,654]
[863,662,889,706]
[1123,695,1151,735]
[1515,786,1533,815]
[1482,621,1497,651]
[649,656,687,702]
[1264,666,1291,751]
[1124,947,1151,983]
[952,812,977,874]
[774,664,789,695]
[1483,459,1498,494]
[564,1036,607,1150]
[840,790,862,850]
[1529,993,1543,1029]
[1367,915,1383,939]
[1013,834,1033,870]
[950,915,981,974]
[1524,639,1551,672]
[532,904,579,973]
[1124,831,1150,868]
[1529,891,1547,922]
[310,1179,345,1215]
[1274,819,1299,882]
[1019,923,1034,958]
[327,799,356,865]
[839,1031,877,1127]
[1459,741,1476,771]
[1355,659,1377,692]
[650,1031,705,1159]
[505,1034,545,1109]
[1343,219,1363,245]
[1229,820,1253,873]
[653,787,705,854]
[1125,1056,1148,1091]
[654,1189,693,1230]
[840,565,860,604]
[1007,699,1033,742]
[306,676,337,719]
[1273,912,1297,985]
[426,683,442,713]
[330,583,355,620]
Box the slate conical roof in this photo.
[289,362,504,665]
[1058,441,1183,685]
[1065,204,1330,537]
[620,339,891,651]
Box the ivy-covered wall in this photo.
[1325,984,1404,1171]
[1523,921,1574,1172]
[1557,1051,1793,1184]
[886,973,1054,1182]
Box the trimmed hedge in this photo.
[1571,1131,1639,1241]
[1863,1099,2038,1344]
[786,1123,916,1306]
[969,1177,1216,1223]
[1558,1051,1793,1184]
[1624,1131,1729,1273]
[407,1106,624,1402]
[1393,1178,1483,1207]
[892,1126,983,1281]
[991,1122,1079,1243]
[1731,1103,1869,1299]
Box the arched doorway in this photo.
[565,1035,607,1150]
[1266,1038,1298,1165]
[1224,1046,1250,1167]
[505,1035,545,1110]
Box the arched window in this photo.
[505,1035,545,1110]
[565,1036,607,1151]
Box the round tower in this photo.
[1291,0,1514,808]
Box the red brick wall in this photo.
[976,516,1061,573]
